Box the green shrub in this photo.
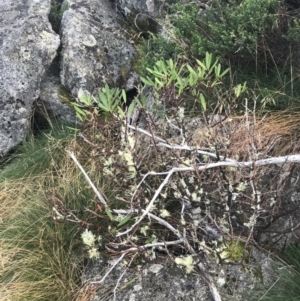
[137,0,300,74]
[135,34,183,78]
[169,0,285,65]
[285,18,300,42]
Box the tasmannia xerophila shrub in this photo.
[137,0,300,75]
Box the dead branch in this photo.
[67,150,108,207]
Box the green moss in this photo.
[116,65,131,87]
[220,240,249,262]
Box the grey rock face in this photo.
[115,0,180,18]
[84,258,213,301]
[60,0,137,98]
[39,70,78,124]
[115,0,170,34]
[83,247,276,301]
[116,0,161,17]
[0,0,60,156]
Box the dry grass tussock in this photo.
[189,111,300,161]
[0,126,112,301]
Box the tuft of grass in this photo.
[244,246,300,301]
[0,122,113,301]
[227,62,300,111]
[261,246,300,301]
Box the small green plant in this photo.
[140,52,245,115]
[219,240,246,262]
[73,53,245,122]
[135,34,183,77]
[74,85,128,121]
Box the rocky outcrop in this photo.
[0,0,60,156]
[0,0,139,156]
[83,247,275,301]
[84,259,213,301]
[39,69,78,124]
[60,0,137,98]
[115,0,164,17]
[115,0,170,34]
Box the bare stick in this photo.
[126,123,231,161]
[156,142,236,162]
[113,253,137,301]
[127,124,166,142]
[67,151,108,207]
[117,170,175,237]
[78,133,98,148]
[114,239,184,253]
[131,170,172,202]
[127,123,300,166]
[114,209,182,239]
[114,211,222,301]
[165,115,185,145]
[91,253,126,284]
[121,155,300,237]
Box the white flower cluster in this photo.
[119,126,137,178]
[81,229,102,259]
[177,107,185,121]
[175,255,194,273]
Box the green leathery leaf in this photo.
[205,52,212,70]
[117,215,132,227]
[140,76,155,86]
[200,93,207,111]
[219,68,230,78]
[127,102,136,117]
[196,58,206,71]
[105,208,115,221]
[122,89,127,103]
[215,64,221,77]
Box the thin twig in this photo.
[114,209,182,239]
[156,142,237,162]
[114,209,222,301]
[67,151,108,207]
[127,124,166,142]
[117,239,184,253]
[91,253,126,284]
[117,169,174,237]
[165,115,185,145]
[113,253,137,301]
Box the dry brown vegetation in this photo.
[0,126,115,301]
[189,111,300,160]
[1,105,300,301]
